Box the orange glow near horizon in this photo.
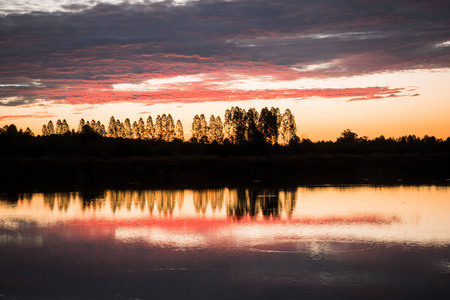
[1,69,449,141]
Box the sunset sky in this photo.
[0,0,449,140]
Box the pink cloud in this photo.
[0,114,55,121]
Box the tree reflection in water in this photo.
[226,189,297,220]
[5,188,297,219]
[43,192,74,212]
[0,192,32,206]
[193,189,225,214]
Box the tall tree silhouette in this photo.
[136,117,145,139]
[42,124,48,136]
[107,116,117,137]
[165,114,176,142]
[226,106,247,145]
[191,114,201,142]
[145,116,154,140]
[259,107,279,144]
[47,120,54,135]
[123,118,132,139]
[175,119,184,141]
[246,108,260,144]
[154,115,163,140]
[77,118,86,133]
[280,109,298,145]
[207,115,224,143]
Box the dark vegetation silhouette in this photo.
[0,107,449,189]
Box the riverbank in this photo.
[1,153,448,190]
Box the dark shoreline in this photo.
[1,133,448,191]
[1,153,448,192]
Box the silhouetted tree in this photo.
[107,116,116,137]
[47,120,54,135]
[165,114,176,142]
[191,114,201,141]
[98,121,106,136]
[207,115,216,143]
[259,107,278,144]
[223,109,232,142]
[214,116,224,143]
[55,119,63,134]
[154,115,163,140]
[246,108,260,144]
[24,127,34,136]
[77,118,85,133]
[208,115,224,143]
[145,116,154,139]
[123,118,132,139]
[42,124,48,136]
[136,117,145,139]
[337,129,358,142]
[280,108,297,145]
[175,119,184,141]
[4,124,18,135]
[116,119,125,138]
[226,106,247,145]
[199,114,208,141]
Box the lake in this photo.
[0,186,449,299]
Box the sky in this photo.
[0,0,449,141]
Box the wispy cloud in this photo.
[0,0,448,106]
[0,113,55,121]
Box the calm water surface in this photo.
[0,186,449,299]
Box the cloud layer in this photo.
[0,0,448,106]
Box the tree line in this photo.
[38,106,298,145]
[40,114,185,142]
[1,105,449,148]
[191,107,297,145]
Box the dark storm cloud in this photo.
[0,0,448,105]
